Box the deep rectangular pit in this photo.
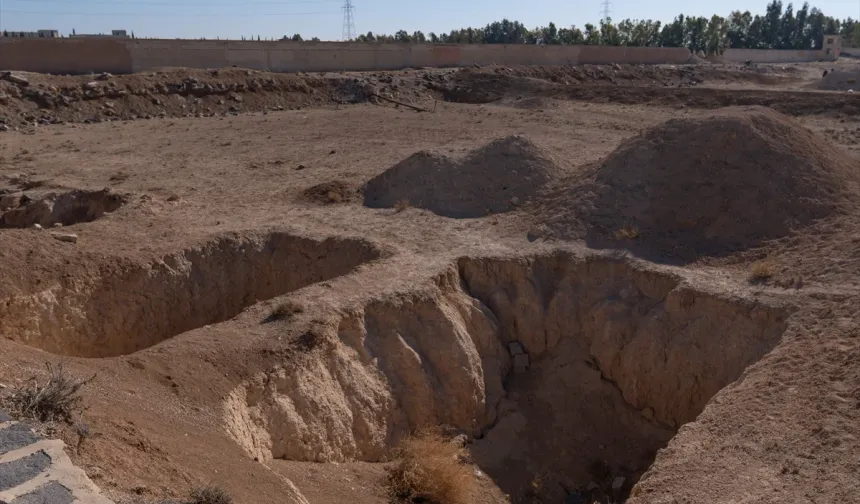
[226,254,788,502]
[0,232,380,357]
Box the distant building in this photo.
[2,29,59,38]
[70,29,129,38]
[823,34,841,58]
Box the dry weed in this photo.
[2,362,95,424]
[748,261,774,284]
[266,300,304,323]
[393,199,411,213]
[614,225,640,240]
[187,486,233,504]
[386,430,475,504]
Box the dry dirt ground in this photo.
[1,58,860,504]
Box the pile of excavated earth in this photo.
[1,60,860,504]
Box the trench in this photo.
[225,253,788,502]
[0,189,126,228]
[0,232,380,357]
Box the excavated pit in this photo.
[226,253,788,502]
[0,232,380,357]
[0,188,127,228]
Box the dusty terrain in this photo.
[1,57,860,504]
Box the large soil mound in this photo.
[363,135,561,218]
[567,106,859,256]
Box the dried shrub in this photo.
[614,225,640,240]
[3,362,95,424]
[187,486,233,504]
[393,199,411,213]
[748,261,774,284]
[386,429,475,504]
[265,300,304,323]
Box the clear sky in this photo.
[2,0,859,40]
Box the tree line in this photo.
[287,1,860,53]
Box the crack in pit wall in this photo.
[0,233,380,357]
[224,253,788,499]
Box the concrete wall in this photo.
[0,38,692,75]
[0,38,133,74]
[722,48,834,63]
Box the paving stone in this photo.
[0,412,10,423]
[0,451,52,491]
[10,481,75,504]
[0,425,40,456]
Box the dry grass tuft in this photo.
[393,199,411,213]
[748,261,775,284]
[614,225,640,240]
[187,486,233,504]
[266,300,304,323]
[386,429,475,504]
[2,362,95,424]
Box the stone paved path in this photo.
[0,411,114,504]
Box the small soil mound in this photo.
[302,180,358,204]
[363,135,560,218]
[0,188,126,228]
[575,106,860,257]
[810,70,860,91]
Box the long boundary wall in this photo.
[722,48,834,63]
[0,38,693,74]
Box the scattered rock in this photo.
[33,223,43,230]
[2,71,30,86]
[50,232,78,243]
[611,476,626,491]
[642,407,655,420]
[0,192,22,210]
[586,481,600,491]
[508,341,525,355]
[83,81,100,90]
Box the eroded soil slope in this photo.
[1,65,860,504]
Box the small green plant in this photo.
[187,486,233,504]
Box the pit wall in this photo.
[722,47,836,63]
[0,38,692,74]
[224,254,787,464]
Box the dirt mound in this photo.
[302,180,358,204]
[0,188,126,228]
[810,70,860,91]
[0,68,393,130]
[541,106,859,257]
[363,136,560,218]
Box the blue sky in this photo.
[2,0,859,40]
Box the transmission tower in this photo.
[600,0,611,22]
[342,0,356,41]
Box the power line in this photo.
[2,8,339,16]
[341,0,354,40]
[600,0,611,22]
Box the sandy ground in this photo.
[1,59,860,504]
